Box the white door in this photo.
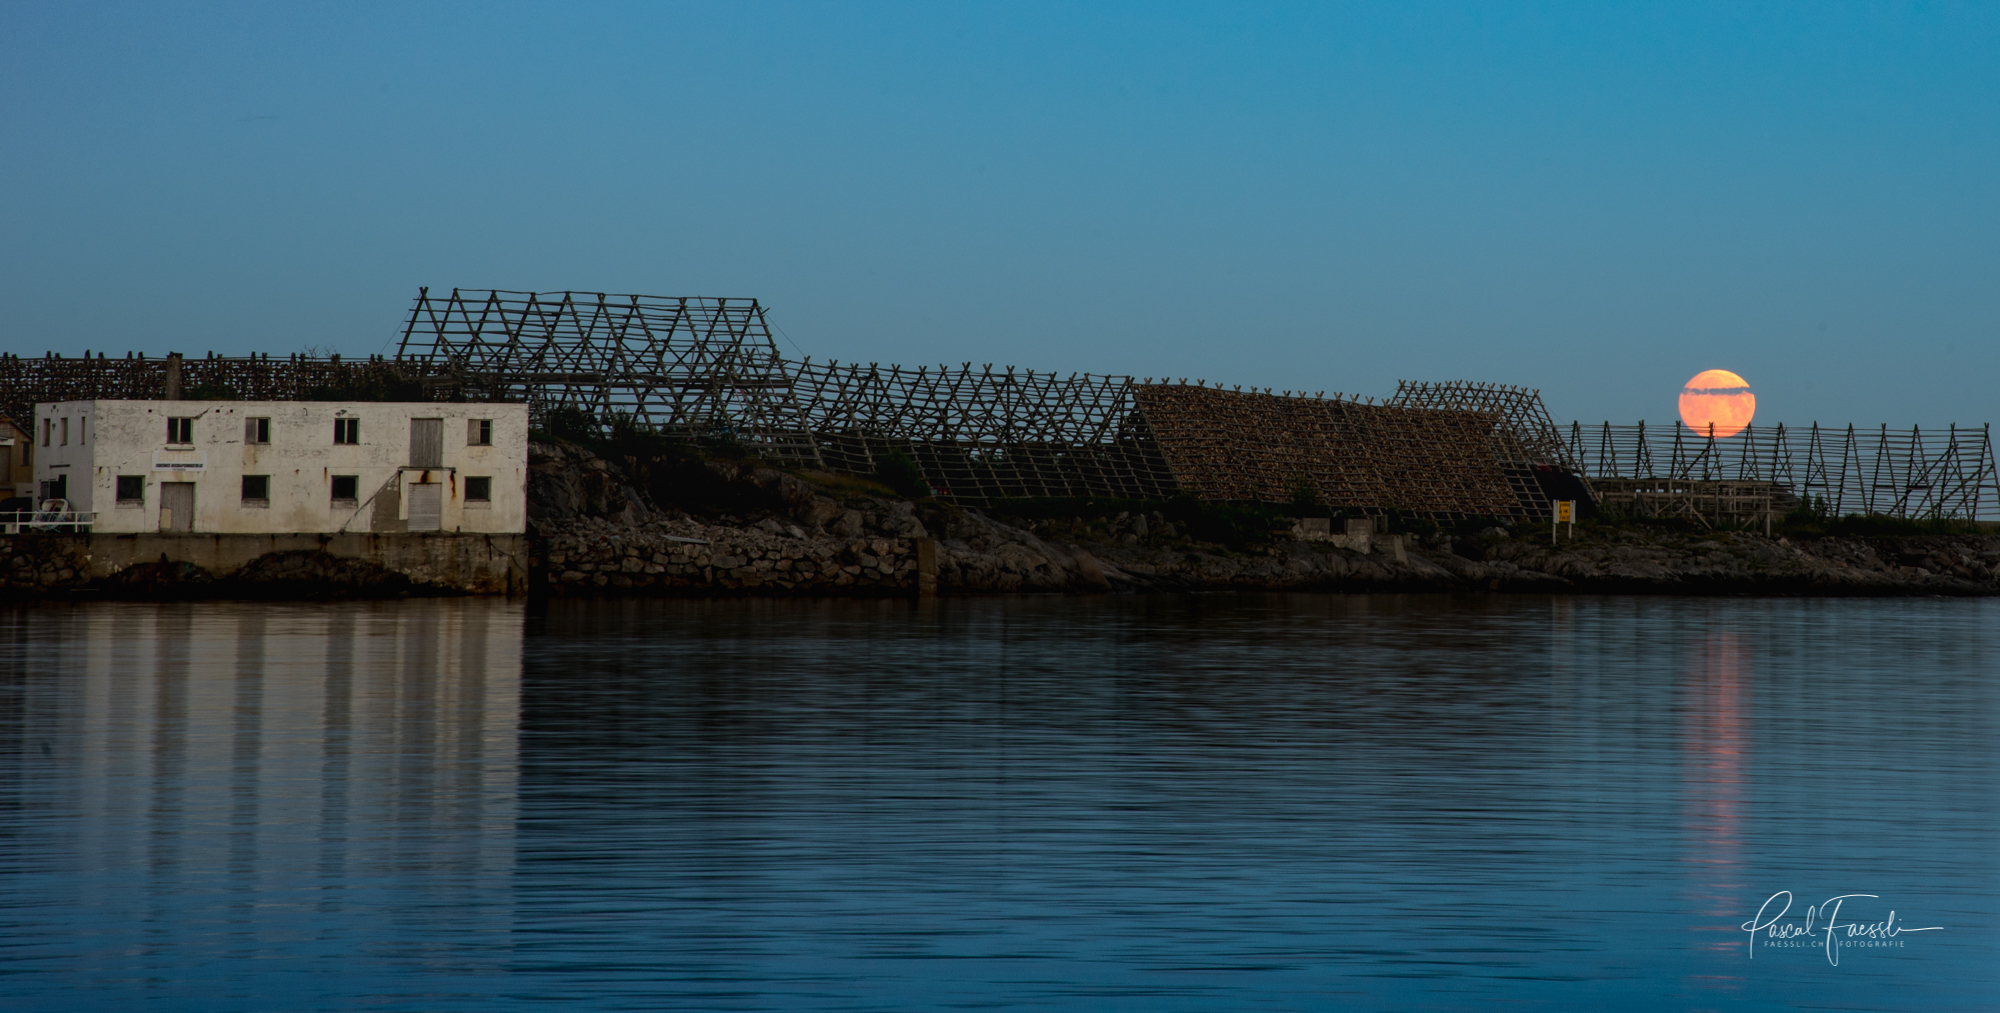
[408,483,442,531]
[160,483,195,532]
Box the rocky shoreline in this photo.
[6,440,1995,599]
[529,441,2000,598]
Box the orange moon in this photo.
[1678,369,1755,438]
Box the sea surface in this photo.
[1,594,1995,1011]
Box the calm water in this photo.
[1,594,1995,1011]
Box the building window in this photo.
[334,418,360,445]
[464,476,492,502]
[116,475,145,504]
[245,417,271,444]
[241,475,270,506]
[60,418,68,446]
[468,419,493,446]
[78,417,85,445]
[410,418,443,467]
[42,420,51,447]
[167,417,194,444]
[331,475,359,503]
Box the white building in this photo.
[0,415,29,503]
[33,400,528,535]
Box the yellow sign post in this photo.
[1552,500,1575,543]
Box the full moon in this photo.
[1678,369,1755,438]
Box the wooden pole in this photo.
[915,536,937,597]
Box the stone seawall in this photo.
[2,532,529,597]
[538,520,927,596]
[2,534,91,593]
[534,509,1104,597]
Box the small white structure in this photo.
[33,400,528,535]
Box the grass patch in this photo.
[989,496,1310,549]
[1771,495,1984,536]
[795,470,902,499]
[1786,513,1986,538]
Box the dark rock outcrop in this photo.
[97,557,217,596]
[531,443,1099,596]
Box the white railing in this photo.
[0,500,97,534]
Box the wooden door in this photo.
[409,418,444,468]
[407,483,442,531]
[159,482,195,532]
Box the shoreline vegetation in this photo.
[7,437,1997,600]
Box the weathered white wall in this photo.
[34,401,528,534]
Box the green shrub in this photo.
[1786,494,1831,524]
[538,407,602,444]
[1289,478,1324,513]
[874,448,932,499]
[1165,497,1293,548]
[608,414,694,461]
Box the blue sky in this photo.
[3,2,1996,426]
